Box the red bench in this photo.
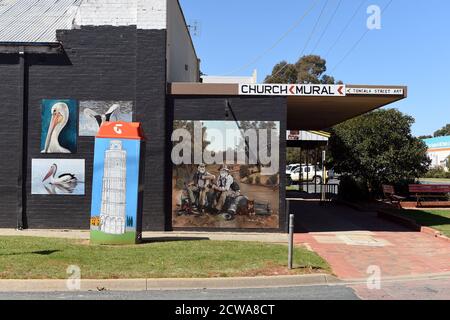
[382,185,406,206]
[408,184,450,207]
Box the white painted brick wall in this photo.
[138,0,167,29]
[73,0,167,30]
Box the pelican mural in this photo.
[31,159,85,195]
[41,100,77,154]
[42,163,78,186]
[79,101,133,136]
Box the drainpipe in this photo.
[17,49,28,230]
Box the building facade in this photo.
[423,136,450,171]
[0,0,407,233]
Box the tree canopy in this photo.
[433,124,450,137]
[264,55,342,84]
[328,109,430,192]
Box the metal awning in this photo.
[169,83,407,131]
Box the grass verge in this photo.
[388,209,450,237]
[0,237,330,279]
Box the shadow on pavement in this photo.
[289,200,412,233]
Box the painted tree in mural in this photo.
[237,121,279,170]
[328,109,431,195]
[264,55,342,84]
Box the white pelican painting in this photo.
[32,159,85,195]
[79,101,133,136]
[40,99,77,154]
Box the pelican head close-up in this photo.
[41,102,71,154]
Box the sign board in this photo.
[346,87,404,96]
[239,84,346,97]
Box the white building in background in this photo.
[423,136,450,171]
[100,140,127,235]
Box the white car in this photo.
[288,165,328,185]
[286,164,300,175]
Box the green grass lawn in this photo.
[392,209,450,237]
[419,178,450,184]
[0,237,330,279]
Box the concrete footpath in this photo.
[0,228,288,243]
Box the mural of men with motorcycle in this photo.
[172,120,280,229]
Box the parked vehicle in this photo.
[286,163,300,175]
[288,165,328,185]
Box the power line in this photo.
[222,0,321,76]
[330,0,395,73]
[324,0,368,58]
[300,0,330,57]
[265,0,330,83]
[310,0,343,54]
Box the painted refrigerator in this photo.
[90,122,146,245]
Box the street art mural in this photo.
[171,120,280,229]
[40,99,77,154]
[90,133,143,244]
[31,159,85,195]
[79,101,133,136]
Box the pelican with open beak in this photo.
[42,163,78,186]
[41,102,71,154]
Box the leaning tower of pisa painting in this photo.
[99,140,127,235]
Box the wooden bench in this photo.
[382,185,406,205]
[408,184,450,207]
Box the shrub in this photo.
[424,167,450,179]
[255,176,261,185]
[338,175,370,201]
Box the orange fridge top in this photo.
[96,122,146,140]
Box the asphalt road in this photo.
[0,285,359,300]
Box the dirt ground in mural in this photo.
[172,166,280,229]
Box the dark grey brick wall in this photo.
[171,96,288,232]
[135,30,169,231]
[0,54,21,228]
[0,26,168,231]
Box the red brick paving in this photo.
[292,202,450,280]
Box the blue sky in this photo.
[179,0,450,136]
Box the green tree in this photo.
[433,124,450,137]
[328,109,431,194]
[287,148,301,164]
[264,55,342,84]
[264,61,298,84]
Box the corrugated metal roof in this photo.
[0,0,82,43]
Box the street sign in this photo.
[239,84,346,97]
[346,87,404,96]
